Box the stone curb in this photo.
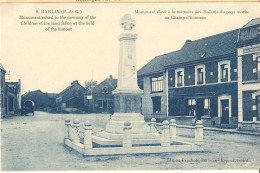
[177,125,260,136]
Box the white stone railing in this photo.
[64,118,204,150]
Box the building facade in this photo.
[0,63,22,117]
[138,18,260,128]
[22,90,57,112]
[237,18,260,130]
[5,81,22,115]
[1,64,6,117]
[85,76,117,113]
[56,80,86,113]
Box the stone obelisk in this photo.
[104,14,150,134]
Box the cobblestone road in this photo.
[1,111,260,170]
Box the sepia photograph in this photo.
[0,2,260,171]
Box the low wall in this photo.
[240,121,260,132]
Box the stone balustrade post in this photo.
[64,119,71,140]
[252,117,257,131]
[195,120,204,145]
[71,119,80,143]
[150,118,157,133]
[169,119,177,141]
[84,121,93,149]
[123,121,132,148]
[161,120,170,147]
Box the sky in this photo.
[0,2,259,94]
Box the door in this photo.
[8,96,14,112]
[221,99,229,124]
[195,99,204,120]
[103,100,108,113]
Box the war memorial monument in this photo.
[63,14,204,156]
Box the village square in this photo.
[1,6,260,170]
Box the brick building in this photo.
[85,75,117,113]
[237,18,260,129]
[22,90,57,111]
[0,63,21,117]
[56,80,86,113]
[138,18,260,128]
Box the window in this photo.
[151,76,163,92]
[257,56,260,79]
[218,60,230,83]
[177,71,183,86]
[220,64,229,82]
[195,65,205,85]
[1,94,3,108]
[107,100,113,109]
[204,98,211,116]
[102,86,108,93]
[1,75,4,88]
[197,68,204,84]
[175,68,184,87]
[187,99,196,116]
[97,100,103,109]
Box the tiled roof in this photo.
[46,93,58,98]
[242,18,260,28]
[58,81,86,96]
[91,78,117,94]
[22,90,43,97]
[138,29,239,76]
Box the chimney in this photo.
[185,40,191,44]
[71,80,79,85]
[109,75,112,79]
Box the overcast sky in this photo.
[1,3,259,94]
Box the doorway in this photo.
[221,99,229,124]
[8,96,14,112]
[195,99,204,120]
[152,96,161,114]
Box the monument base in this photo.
[94,112,161,146]
[105,113,150,134]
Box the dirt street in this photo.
[1,111,260,170]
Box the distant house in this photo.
[1,63,21,117]
[56,80,86,113]
[22,90,57,111]
[85,75,117,113]
[1,64,6,117]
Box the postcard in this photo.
[0,1,259,171]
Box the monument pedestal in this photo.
[94,91,161,145]
[105,90,151,134]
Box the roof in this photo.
[90,78,117,94]
[22,90,43,97]
[138,29,239,76]
[242,18,260,28]
[58,81,86,96]
[47,93,58,98]
[22,90,58,98]
[0,63,6,72]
